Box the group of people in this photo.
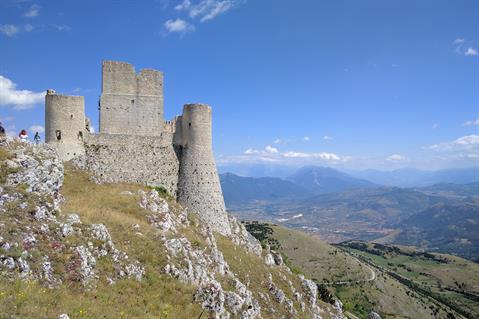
[0,122,41,144]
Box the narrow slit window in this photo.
[56,130,62,140]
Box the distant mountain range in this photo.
[346,167,479,187]
[220,173,311,205]
[384,202,479,261]
[218,164,479,187]
[220,166,479,261]
[286,166,377,194]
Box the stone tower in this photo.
[176,104,231,236]
[99,61,164,136]
[45,90,86,161]
[45,61,232,236]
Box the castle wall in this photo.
[45,61,231,236]
[99,61,164,136]
[82,132,180,196]
[177,104,231,235]
[45,91,86,161]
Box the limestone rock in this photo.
[368,311,382,319]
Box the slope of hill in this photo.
[415,182,479,197]
[287,166,377,194]
[220,173,311,205]
[382,202,479,261]
[338,241,479,319]
[243,223,472,319]
[0,143,344,319]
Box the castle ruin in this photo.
[45,61,231,235]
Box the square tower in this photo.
[99,61,164,136]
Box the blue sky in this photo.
[0,0,478,170]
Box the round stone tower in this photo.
[177,104,231,236]
[45,90,86,161]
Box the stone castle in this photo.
[45,60,230,235]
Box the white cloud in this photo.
[465,47,478,56]
[52,24,71,32]
[24,24,34,32]
[30,125,44,133]
[164,18,195,33]
[303,136,310,142]
[428,135,479,152]
[244,145,278,155]
[24,4,40,18]
[175,0,238,22]
[0,75,45,109]
[463,118,479,126]
[386,154,408,162]
[454,38,478,56]
[265,145,279,153]
[322,135,333,141]
[283,151,342,161]
[238,145,347,164]
[0,24,19,37]
[273,138,282,144]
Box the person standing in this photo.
[34,132,41,144]
[18,129,28,142]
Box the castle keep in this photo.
[45,61,231,235]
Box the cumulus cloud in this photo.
[465,47,478,56]
[244,145,278,155]
[24,4,40,18]
[454,38,478,56]
[427,135,479,152]
[463,118,479,126]
[0,75,45,109]
[164,18,195,33]
[283,151,342,161]
[303,136,310,142]
[235,145,348,165]
[175,0,239,22]
[0,24,19,37]
[29,125,44,133]
[0,24,36,37]
[387,154,408,162]
[322,135,333,141]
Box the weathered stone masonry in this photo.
[45,61,230,235]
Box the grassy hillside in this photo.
[244,222,473,319]
[339,241,479,319]
[385,202,479,261]
[0,143,342,319]
[248,223,371,284]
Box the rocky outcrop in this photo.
[0,143,143,288]
[140,189,261,318]
[368,311,382,319]
[1,142,345,319]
